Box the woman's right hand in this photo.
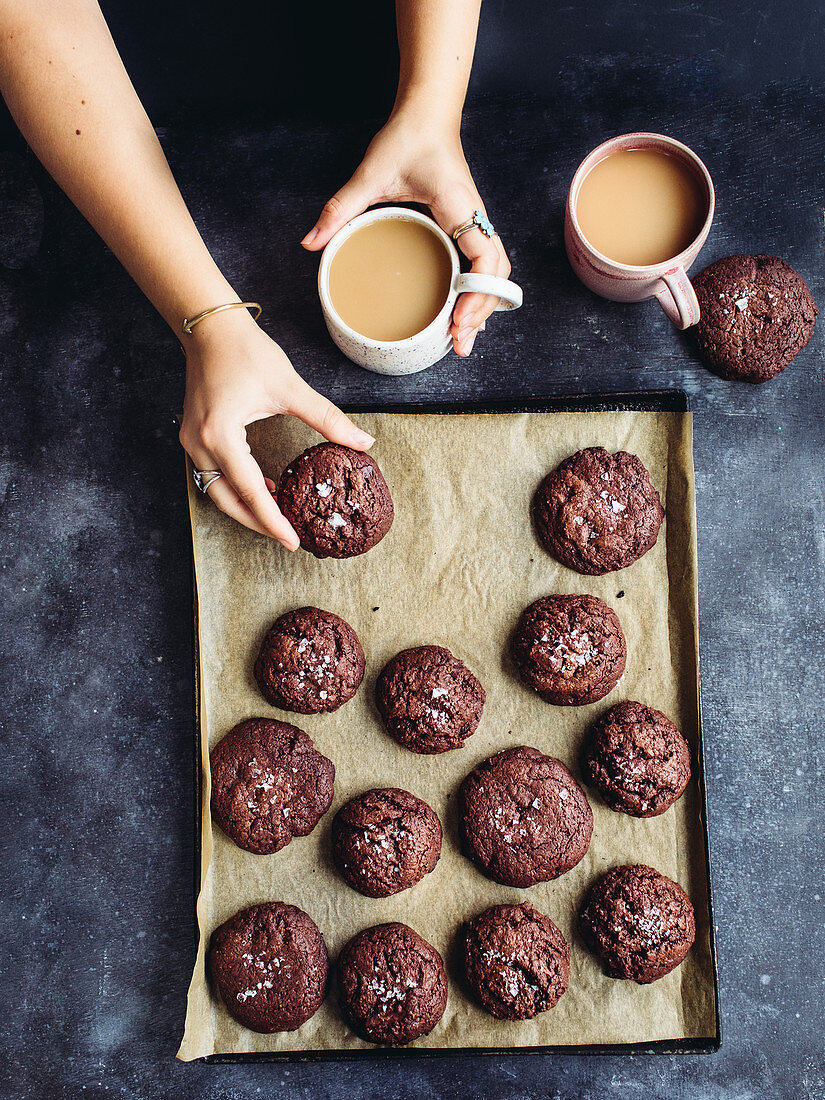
[178,310,375,548]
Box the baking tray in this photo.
[189,391,721,1061]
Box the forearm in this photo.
[393,0,482,130]
[0,0,237,333]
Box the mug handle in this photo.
[454,273,523,311]
[654,267,700,329]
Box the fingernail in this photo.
[301,227,319,247]
[479,321,487,332]
[464,332,477,355]
[457,327,472,345]
[280,537,299,552]
[352,429,375,448]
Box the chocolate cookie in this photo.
[512,594,626,706]
[210,718,334,855]
[254,606,365,714]
[533,447,664,575]
[461,902,570,1020]
[332,788,442,898]
[458,746,593,887]
[209,902,328,1032]
[579,864,696,983]
[691,254,817,383]
[375,645,486,754]
[277,442,393,558]
[337,922,448,1045]
[582,700,691,817]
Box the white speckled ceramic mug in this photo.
[318,206,523,375]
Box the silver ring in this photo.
[193,469,222,494]
[453,210,497,242]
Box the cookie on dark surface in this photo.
[337,922,448,1045]
[582,700,691,817]
[579,864,695,984]
[210,718,334,855]
[533,447,664,575]
[375,645,486,754]
[277,442,393,558]
[254,606,365,714]
[332,788,442,898]
[461,902,570,1020]
[512,594,626,706]
[458,746,593,888]
[209,902,328,1032]
[691,254,817,383]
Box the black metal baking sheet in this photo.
[191,389,721,1061]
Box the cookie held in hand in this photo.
[277,442,393,558]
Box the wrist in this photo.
[181,301,263,353]
[389,88,461,139]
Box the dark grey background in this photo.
[1,1,823,1097]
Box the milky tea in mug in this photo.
[575,147,708,266]
[328,217,453,342]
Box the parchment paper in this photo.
[177,408,717,1060]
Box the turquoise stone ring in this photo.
[453,210,497,242]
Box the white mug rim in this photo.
[567,132,716,275]
[317,206,459,349]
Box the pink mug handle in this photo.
[654,267,701,329]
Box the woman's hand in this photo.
[179,310,375,547]
[301,110,511,358]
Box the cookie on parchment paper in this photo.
[209,718,334,855]
[582,699,691,817]
[533,446,664,575]
[337,922,448,1045]
[579,864,696,984]
[209,901,329,1032]
[461,902,571,1020]
[254,606,364,714]
[458,745,593,888]
[332,787,442,898]
[375,644,486,754]
[512,594,626,706]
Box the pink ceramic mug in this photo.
[564,133,715,329]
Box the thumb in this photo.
[286,376,375,451]
[301,173,376,251]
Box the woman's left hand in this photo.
[301,110,511,358]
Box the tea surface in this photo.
[577,148,707,266]
[329,218,453,341]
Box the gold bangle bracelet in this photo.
[181,301,262,335]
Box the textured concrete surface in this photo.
[1,5,824,1097]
